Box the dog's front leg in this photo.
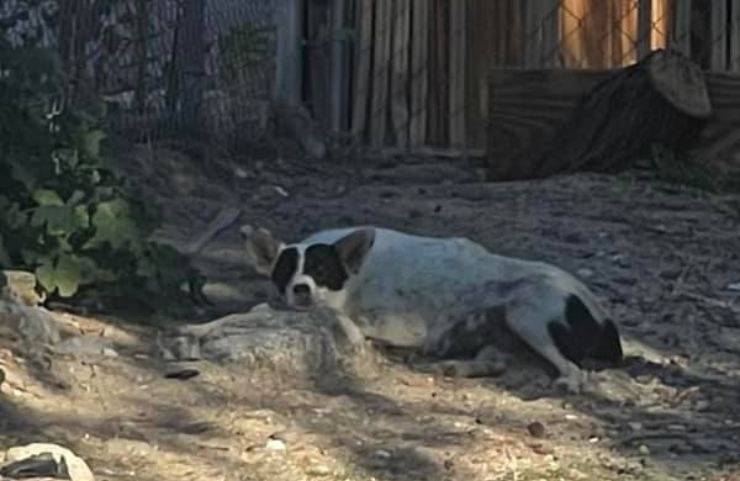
[334,312,366,347]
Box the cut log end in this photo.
[647,49,712,119]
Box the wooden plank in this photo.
[710,0,728,71]
[351,0,373,137]
[330,0,348,132]
[637,0,653,60]
[427,0,449,145]
[390,0,410,147]
[672,0,691,56]
[370,0,392,147]
[409,0,429,146]
[306,0,333,129]
[731,0,740,72]
[487,68,740,179]
[275,0,304,105]
[448,0,465,147]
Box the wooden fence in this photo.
[275,0,740,152]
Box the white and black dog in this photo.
[241,225,623,392]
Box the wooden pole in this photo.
[409,0,429,147]
[672,0,691,56]
[370,0,392,147]
[448,0,465,147]
[637,0,653,61]
[275,0,304,106]
[331,0,348,132]
[351,0,373,138]
[731,0,740,72]
[523,0,559,68]
[710,0,727,71]
[391,1,410,148]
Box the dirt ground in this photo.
[1,142,740,481]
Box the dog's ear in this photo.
[241,225,283,276]
[334,227,375,274]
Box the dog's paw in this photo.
[552,370,589,395]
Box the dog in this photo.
[241,225,623,393]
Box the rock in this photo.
[265,438,286,451]
[306,464,332,476]
[628,422,643,431]
[4,443,94,481]
[638,444,650,455]
[726,282,740,291]
[0,298,60,345]
[576,268,595,279]
[52,336,115,359]
[156,304,376,380]
[527,421,547,438]
[1,270,44,306]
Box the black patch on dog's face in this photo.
[303,244,348,291]
[271,247,299,293]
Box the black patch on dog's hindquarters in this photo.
[548,294,623,366]
[592,318,623,363]
[303,244,348,291]
[271,247,299,293]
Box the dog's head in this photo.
[241,225,375,310]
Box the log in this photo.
[530,49,711,179]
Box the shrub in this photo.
[0,12,204,315]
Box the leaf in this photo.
[32,189,64,206]
[55,254,81,297]
[34,254,82,297]
[35,259,56,293]
[31,205,82,235]
[87,199,140,250]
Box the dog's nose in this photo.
[292,284,310,296]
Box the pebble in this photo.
[727,282,740,291]
[638,444,650,455]
[306,464,332,476]
[527,421,547,438]
[628,422,643,431]
[265,439,286,451]
[576,268,595,279]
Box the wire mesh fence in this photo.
[2,0,739,150]
[1,0,279,145]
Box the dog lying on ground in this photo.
[241,225,623,393]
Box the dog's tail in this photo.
[548,294,623,367]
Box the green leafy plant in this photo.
[0,13,204,315]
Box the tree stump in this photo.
[533,49,712,177]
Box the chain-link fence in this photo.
[522,0,740,71]
[1,0,278,144]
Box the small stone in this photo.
[628,422,643,431]
[373,449,391,460]
[530,443,554,455]
[638,444,650,455]
[727,282,740,291]
[306,464,332,476]
[694,400,711,412]
[565,414,578,421]
[527,421,547,438]
[265,438,286,451]
[1,270,43,306]
[4,443,93,481]
[576,268,594,279]
[102,347,119,358]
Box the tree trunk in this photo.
[533,49,711,178]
